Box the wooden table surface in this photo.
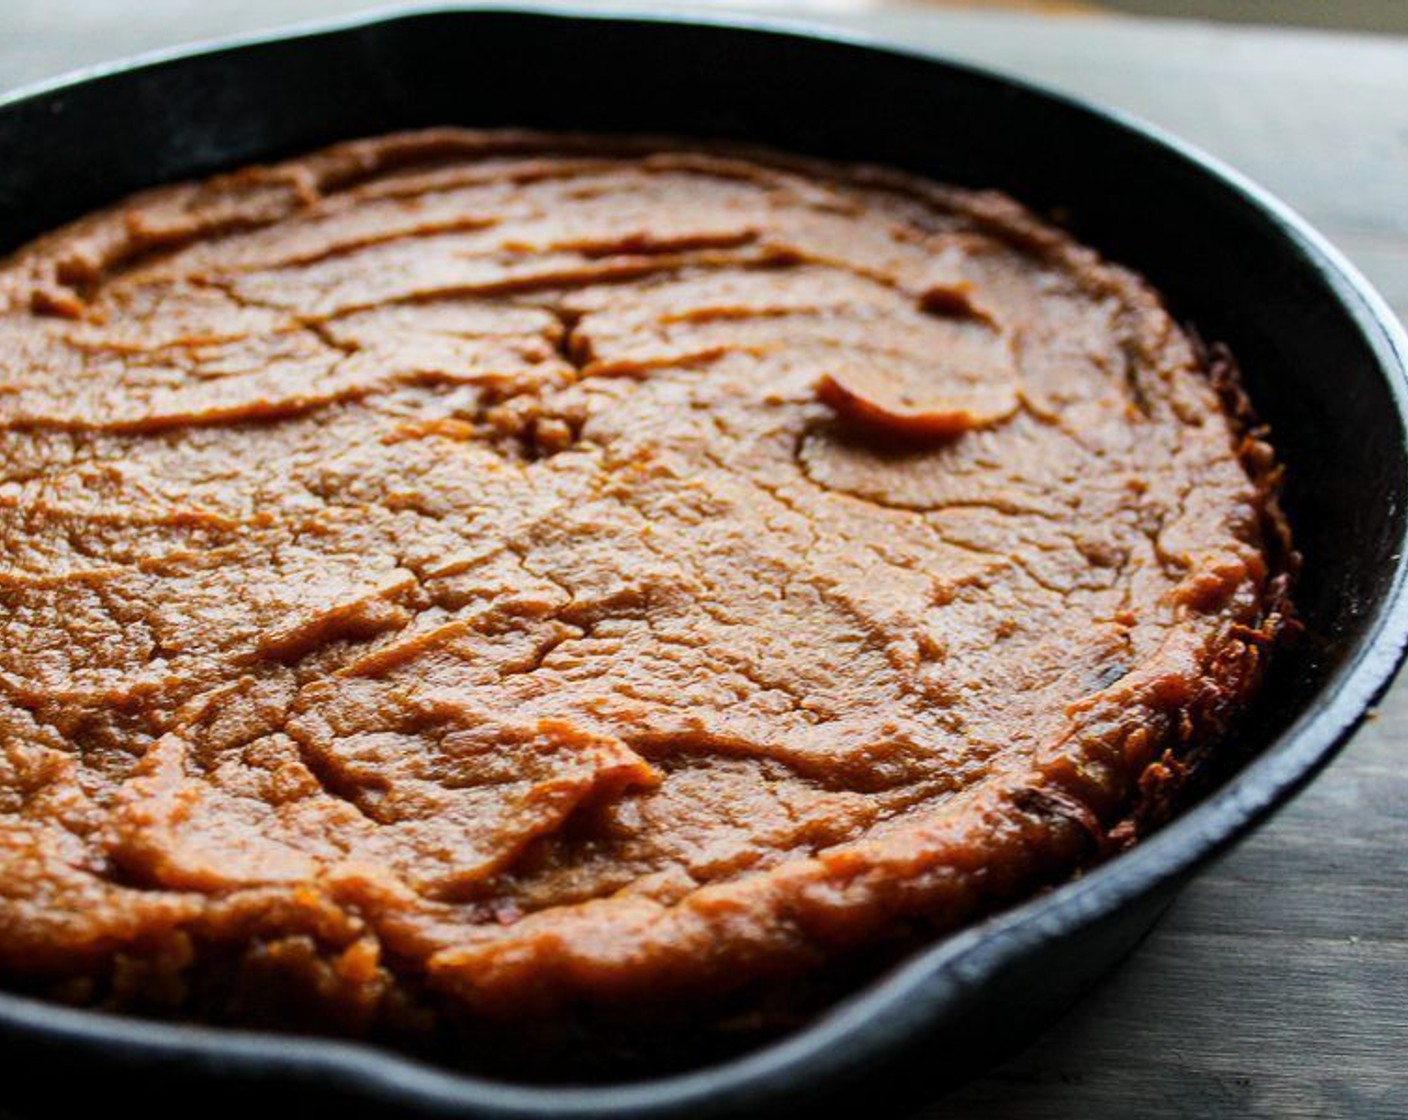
[2,3,1406,1118]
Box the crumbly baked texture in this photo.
[0,130,1289,1064]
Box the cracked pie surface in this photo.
[0,131,1289,1057]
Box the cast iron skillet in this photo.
[0,7,1405,1118]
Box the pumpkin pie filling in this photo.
[0,130,1290,1062]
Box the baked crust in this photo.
[0,130,1289,1062]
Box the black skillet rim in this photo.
[0,6,1405,1118]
